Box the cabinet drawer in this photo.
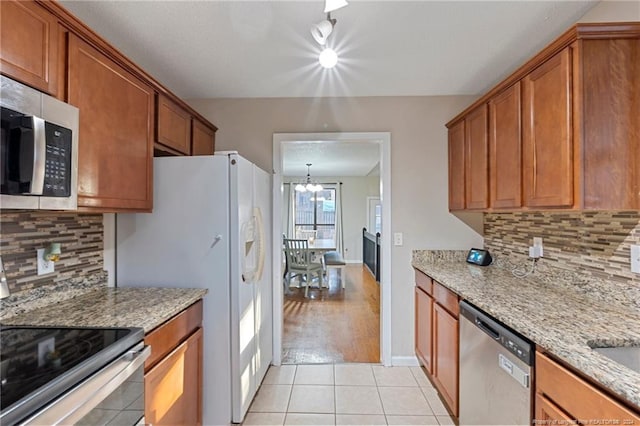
[536,352,640,421]
[145,327,203,426]
[415,270,433,295]
[145,300,203,371]
[434,281,459,317]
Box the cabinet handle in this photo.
[210,234,222,248]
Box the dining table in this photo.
[307,239,337,264]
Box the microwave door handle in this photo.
[29,116,46,195]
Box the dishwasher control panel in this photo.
[503,335,532,364]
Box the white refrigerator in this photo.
[116,152,273,425]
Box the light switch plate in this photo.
[631,244,640,274]
[393,232,403,246]
[37,248,54,275]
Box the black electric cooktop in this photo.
[0,325,144,424]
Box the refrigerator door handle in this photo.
[210,234,223,248]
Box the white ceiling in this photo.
[283,141,379,176]
[59,0,598,99]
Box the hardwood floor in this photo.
[282,264,380,364]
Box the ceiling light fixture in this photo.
[295,163,324,192]
[310,1,348,68]
[319,48,338,69]
[310,14,336,45]
[324,0,348,13]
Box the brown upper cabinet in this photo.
[68,34,155,211]
[157,95,192,155]
[464,105,489,210]
[447,22,640,211]
[155,96,217,157]
[489,82,522,209]
[1,0,218,212]
[448,120,466,210]
[0,1,59,96]
[448,105,489,211]
[192,119,216,156]
[522,48,574,208]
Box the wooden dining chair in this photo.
[283,238,324,297]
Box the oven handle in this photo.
[20,343,151,426]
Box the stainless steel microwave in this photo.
[0,76,79,210]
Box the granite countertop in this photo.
[412,257,640,410]
[1,287,208,333]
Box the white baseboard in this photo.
[391,355,420,366]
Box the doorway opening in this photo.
[272,132,392,366]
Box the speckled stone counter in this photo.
[1,287,208,333]
[412,252,640,410]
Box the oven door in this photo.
[20,343,150,426]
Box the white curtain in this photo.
[286,183,295,239]
[335,183,344,255]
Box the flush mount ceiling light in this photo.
[324,0,348,13]
[295,163,324,192]
[319,48,338,69]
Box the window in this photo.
[294,188,336,242]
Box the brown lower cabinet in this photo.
[415,286,434,374]
[414,269,459,418]
[433,303,459,415]
[535,352,640,422]
[144,301,204,426]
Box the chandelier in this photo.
[295,163,323,193]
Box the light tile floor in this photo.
[244,364,456,425]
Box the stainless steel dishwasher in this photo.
[459,301,533,425]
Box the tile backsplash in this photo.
[0,211,104,294]
[484,211,640,286]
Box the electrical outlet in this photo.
[393,232,403,246]
[631,245,640,274]
[532,237,544,257]
[36,248,54,275]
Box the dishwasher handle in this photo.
[476,318,500,340]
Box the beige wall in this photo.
[578,0,640,22]
[188,96,484,359]
[283,176,380,262]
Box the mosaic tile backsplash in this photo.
[484,211,640,286]
[0,211,104,294]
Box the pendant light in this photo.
[295,163,323,193]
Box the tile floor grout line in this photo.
[284,365,297,420]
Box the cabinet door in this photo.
[145,328,203,426]
[535,394,573,422]
[415,287,434,374]
[0,0,59,96]
[192,119,215,156]
[522,48,574,208]
[448,120,465,210]
[465,104,489,210]
[68,34,154,211]
[490,82,522,209]
[157,94,191,155]
[433,303,459,417]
